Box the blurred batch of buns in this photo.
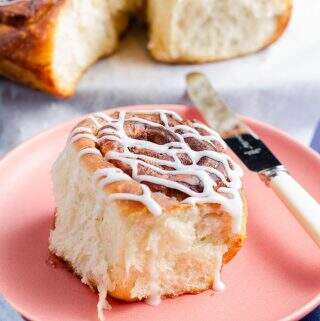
[0,0,291,97]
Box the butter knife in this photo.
[186,72,320,247]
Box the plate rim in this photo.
[0,104,319,321]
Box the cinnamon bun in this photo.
[49,109,247,321]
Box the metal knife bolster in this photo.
[259,165,289,185]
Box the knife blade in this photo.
[186,72,282,173]
[186,72,320,247]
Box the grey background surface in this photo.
[0,0,320,156]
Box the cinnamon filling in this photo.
[97,111,231,200]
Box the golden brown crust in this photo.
[0,0,70,96]
[0,0,56,26]
[109,281,215,302]
[263,0,292,50]
[50,247,219,302]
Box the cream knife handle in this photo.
[261,167,320,247]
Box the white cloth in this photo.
[0,0,319,155]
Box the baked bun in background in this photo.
[49,109,247,320]
[0,0,141,96]
[147,0,292,63]
[0,0,291,96]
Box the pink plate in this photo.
[0,105,319,321]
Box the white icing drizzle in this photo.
[97,110,243,232]
[93,169,162,215]
[71,126,93,135]
[97,285,107,321]
[94,167,130,186]
[70,121,163,216]
[78,147,101,158]
[212,246,227,292]
[97,269,111,321]
[69,110,243,231]
[88,115,101,128]
[68,127,93,141]
[107,184,162,216]
[70,132,97,144]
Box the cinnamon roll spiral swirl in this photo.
[69,109,243,230]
